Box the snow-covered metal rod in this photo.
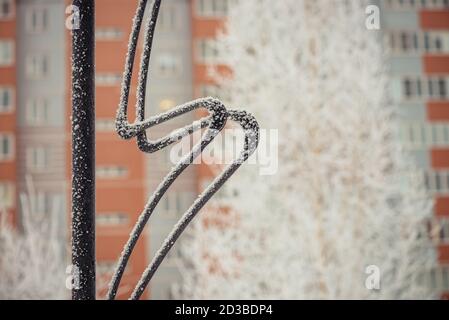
[130,111,259,300]
[107,0,259,300]
[71,0,96,300]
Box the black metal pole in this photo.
[71,0,95,300]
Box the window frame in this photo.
[95,27,124,41]
[0,86,14,113]
[0,39,14,66]
[0,0,14,21]
[388,30,449,55]
[401,122,449,149]
[155,53,182,78]
[96,165,128,179]
[0,133,14,161]
[196,0,230,18]
[385,0,449,10]
[26,98,50,126]
[26,146,50,171]
[196,38,222,64]
[158,4,177,32]
[25,6,49,34]
[26,54,49,79]
[96,212,129,227]
[0,182,15,209]
[401,75,449,102]
[96,118,116,132]
[95,73,122,86]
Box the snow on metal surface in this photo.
[107,0,259,300]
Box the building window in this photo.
[0,0,13,20]
[96,118,115,132]
[0,87,13,113]
[162,192,196,216]
[156,54,181,77]
[161,192,193,218]
[388,31,449,54]
[422,266,449,291]
[96,73,121,86]
[429,218,449,244]
[404,79,412,98]
[96,27,123,41]
[26,7,48,33]
[26,99,50,125]
[401,76,449,101]
[196,0,231,17]
[96,212,129,226]
[96,166,128,179]
[26,147,49,170]
[158,5,177,31]
[162,193,176,215]
[0,40,14,66]
[428,77,448,100]
[196,39,221,64]
[424,31,449,53]
[0,182,14,209]
[400,31,413,52]
[0,134,13,161]
[386,0,449,9]
[400,123,449,149]
[424,171,449,194]
[26,54,49,79]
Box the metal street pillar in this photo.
[71,0,95,300]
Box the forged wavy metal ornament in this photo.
[108,0,259,300]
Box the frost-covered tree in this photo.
[0,179,67,299]
[176,0,438,299]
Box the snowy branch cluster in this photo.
[176,0,438,299]
[0,179,67,300]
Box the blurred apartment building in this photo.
[0,0,230,299]
[381,0,449,297]
[0,0,212,298]
[1,0,448,299]
[190,0,449,299]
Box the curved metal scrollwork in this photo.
[107,0,259,300]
